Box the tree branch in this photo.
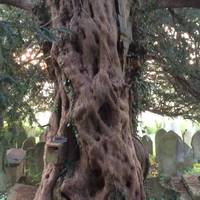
[0,0,33,11]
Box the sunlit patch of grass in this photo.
[184,163,200,175]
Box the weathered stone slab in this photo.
[5,148,26,185]
[182,129,192,147]
[0,142,10,192]
[156,130,179,175]
[170,176,192,200]
[144,177,179,199]
[7,184,37,200]
[155,129,168,162]
[6,148,26,165]
[181,143,193,169]
[22,137,36,150]
[191,131,200,162]
[156,130,193,176]
[182,175,200,200]
[26,142,45,183]
[5,162,25,185]
[141,135,153,155]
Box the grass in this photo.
[184,163,200,175]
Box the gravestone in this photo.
[7,184,37,200]
[5,148,26,185]
[22,137,36,150]
[145,177,179,199]
[156,130,193,176]
[191,131,200,162]
[26,142,45,183]
[0,142,9,192]
[158,131,180,175]
[141,135,153,155]
[183,175,200,200]
[6,148,26,165]
[182,129,192,147]
[181,142,193,169]
[155,129,168,162]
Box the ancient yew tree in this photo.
[1,0,200,199]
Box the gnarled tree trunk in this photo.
[1,0,200,199]
[34,0,145,199]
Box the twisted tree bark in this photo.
[1,0,200,199]
[33,0,145,199]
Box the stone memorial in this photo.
[26,142,45,182]
[182,129,192,147]
[5,148,26,184]
[141,135,153,155]
[22,137,36,150]
[0,142,9,191]
[191,131,200,162]
[155,129,168,162]
[156,131,192,176]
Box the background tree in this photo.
[140,8,200,121]
[0,5,53,143]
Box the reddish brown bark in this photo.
[1,0,200,199]
[33,0,145,199]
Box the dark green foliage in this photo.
[137,8,200,121]
[1,3,200,133]
[0,5,53,131]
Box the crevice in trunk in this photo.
[88,162,105,197]
[98,102,115,127]
[89,3,94,18]
[92,57,99,76]
[61,192,71,200]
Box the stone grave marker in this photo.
[155,129,168,162]
[157,131,179,175]
[0,142,9,192]
[156,130,192,176]
[141,135,153,155]
[7,184,37,200]
[26,142,45,182]
[5,148,26,185]
[22,137,36,150]
[182,129,192,147]
[183,174,200,200]
[191,131,200,162]
[182,142,193,169]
